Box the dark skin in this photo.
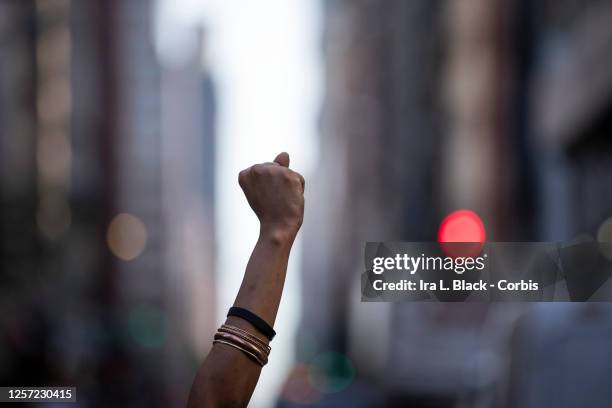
[187,152,305,408]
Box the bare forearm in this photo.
[233,225,295,324]
[187,226,296,407]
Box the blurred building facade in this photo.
[292,0,612,407]
[2,0,612,407]
[0,1,216,407]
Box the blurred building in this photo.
[2,0,612,407]
[0,1,216,407]
[499,1,612,407]
[291,0,612,407]
[529,0,612,239]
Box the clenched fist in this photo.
[238,152,305,241]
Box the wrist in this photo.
[259,222,299,246]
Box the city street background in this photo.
[1,0,612,407]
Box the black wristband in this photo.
[227,307,276,341]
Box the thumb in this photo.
[273,152,290,168]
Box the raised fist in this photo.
[238,152,305,240]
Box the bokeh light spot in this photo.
[308,352,354,394]
[106,213,148,261]
[280,363,322,405]
[597,217,612,243]
[438,209,486,257]
[597,216,612,260]
[127,304,166,349]
[438,209,486,243]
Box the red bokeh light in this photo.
[438,209,486,243]
[438,209,486,257]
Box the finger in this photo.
[273,152,290,168]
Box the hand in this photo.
[239,152,305,241]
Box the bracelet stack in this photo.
[213,324,271,367]
[227,306,276,340]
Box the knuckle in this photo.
[282,171,293,182]
[238,168,250,184]
[289,172,304,190]
[292,170,305,184]
[253,164,269,176]
[251,164,262,175]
